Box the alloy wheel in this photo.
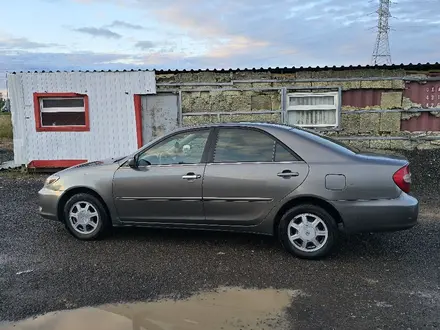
[69,201,100,235]
[287,213,329,252]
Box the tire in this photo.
[63,193,110,240]
[278,204,338,259]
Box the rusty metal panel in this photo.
[402,82,440,131]
[342,90,384,108]
[404,82,440,108]
[401,112,440,131]
[141,93,179,143]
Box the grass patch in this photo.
[0,168,48,179]
[0,168,30,178]
[0,113,12,139]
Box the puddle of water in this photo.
[0,287,300,330]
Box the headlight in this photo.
[44,175,60,186]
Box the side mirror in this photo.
[128,157,137,168]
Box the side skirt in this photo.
[113,221,273,236]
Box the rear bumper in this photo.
[332,192,419,234]
[38,187,63,222]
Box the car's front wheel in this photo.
[278,204,338,259]
[63,193,109,240]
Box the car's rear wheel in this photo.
[278,204,338,259]
[63,193,109,240]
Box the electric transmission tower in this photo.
[371,0,392,65]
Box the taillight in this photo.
[393,164,411,193]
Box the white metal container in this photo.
[7,71,156,167]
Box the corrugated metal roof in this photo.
[8,62,440,75]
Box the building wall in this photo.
[156,67,440,150]
[8,71,156,165]
[7,67,440,168]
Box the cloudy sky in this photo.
[0,0,439,82]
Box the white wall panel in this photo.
[8,74,26,165]
[8,71,156,165]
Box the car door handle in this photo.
[277,170,299,178]
[182,173,201,180]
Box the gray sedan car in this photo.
[38,123,418,259]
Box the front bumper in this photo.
[332,192,419,234]
[38,187,63,222]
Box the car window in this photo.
[274,142,296,162]
[213,128,276,163]
[138,129,210,165]
[292,127,360,154]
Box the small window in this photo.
[274,142,296,162]
[286,92,339,128]
[138,129,210,165]
[40,98,86,126]
[213,128,276,163]
[34,93,89,132]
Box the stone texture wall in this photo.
[339,89,439,151]
[156,67,440,150]
[179,89,282,127]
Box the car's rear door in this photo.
[112,128,212,223]
[202,127,309,226]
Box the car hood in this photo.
[79,156,127,167]
[55,156,127,175]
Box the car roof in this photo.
[179,122,361,158]
[134,121,358,163]
[178,122,296,132]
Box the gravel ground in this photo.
[0,166,440,329]
[0,147,13,165]
[0,139,13,169]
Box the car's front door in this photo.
[113,128,212,223]
[202,127,309,226]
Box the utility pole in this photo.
[371,0,392,65]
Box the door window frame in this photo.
[206,126,303,164]
[125,127,217,168]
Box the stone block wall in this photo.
[156,66,440,150]
[180,89,282,126]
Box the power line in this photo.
[371,0,393,65]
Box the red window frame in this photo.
[33,92,90,132]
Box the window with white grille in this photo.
[286,92,339,128]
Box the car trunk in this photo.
[356,151,409,166]
[355,151,412,196]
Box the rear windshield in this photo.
[290,127,360,154]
